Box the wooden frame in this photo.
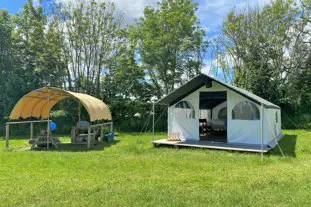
[5,120,113,150]
[87,122,113,149]
[5,120,51,149]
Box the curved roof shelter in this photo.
[9,87,111,121]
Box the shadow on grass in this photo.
[33,140,120,152]
[268,134,297,157]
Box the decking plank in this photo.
[152,139,270,153]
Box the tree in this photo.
[12,0,65,89]
[101,29,154,102]
[0,0,67,115]
[0,9,15,115]
[220,0,301,104]
[133,0,208,98]
[52,0,124,96]
[219,0,311,127]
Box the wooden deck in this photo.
[152,139,271,153]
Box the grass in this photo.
[0,130,311,206]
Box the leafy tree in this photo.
[220,0,299,102]
[219,0,311,127]
[52,0,124,96]
[0,9,15,115]
[12,0,65,89]
[133,0,208,98]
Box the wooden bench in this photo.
[29,135,61,149]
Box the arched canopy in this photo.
[9,87,112,121]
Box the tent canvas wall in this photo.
[157,74,282,149]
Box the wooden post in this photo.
[30,122,33,140]
[47,88,50,149]
[100,125,104,141]
[5,124,9,149]
[78,102,81,122]
[47,120,50,149]
[87,126,91,149]
[110,122,113,132]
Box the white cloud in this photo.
[50,0,275,30]
[201,65,211,75]
[113,0,158,25]
[54,0,158,26]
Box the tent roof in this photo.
[156,74,280,109]
[9,87,112,121]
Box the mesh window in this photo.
[232,101,260,120]
[218,107,227,120]
[174,101,195,119]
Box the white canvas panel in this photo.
[171,117,199,140]
[226,88,262,144]
[229,120,261,144]
[168,91,200,140]
[264,108,282,146]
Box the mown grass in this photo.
[0,130,311,206]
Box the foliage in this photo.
[219,0,311,127]
[1,130,311,206]
[132,0,208,98]
[51,0,124,96]
[0,0,66,116]
[1,0,310,131]
[0,10,14,115]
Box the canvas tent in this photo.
[153,74,283,152]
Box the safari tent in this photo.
[152,74,283,153]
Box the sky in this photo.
[0,0,272,76]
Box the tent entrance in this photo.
[199,91,227,142]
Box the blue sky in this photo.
[0,0,28,13]
[1,0,271,77]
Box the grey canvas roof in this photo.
[156,74,280,109]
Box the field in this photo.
[0,130,311,206]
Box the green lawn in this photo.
[1,130,311,206]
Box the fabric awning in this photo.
[9,87,112,121]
